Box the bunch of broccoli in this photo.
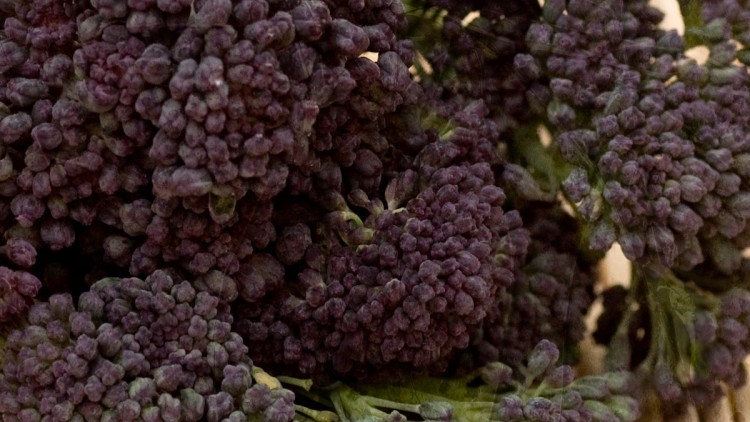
[1,0,749,420]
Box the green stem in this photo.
[510,122,570,194]
[328,390,350,422]
[678,0,705,49]
[277,375,314,391]
[294,405,340,422]
[361,396,421,414]
[641,265,702,384]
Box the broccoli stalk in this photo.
[292,340,640,422]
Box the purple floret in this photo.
[0,270,295,421]
[234,101,529,380]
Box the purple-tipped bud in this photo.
[523,397,554,421]
[548,101,576,129]
[103,236,133,265]
[40,219,76,250]
[690,310,717,344]
[526,340,560,381]
[156,0,191,13]
[97,326,124,357]
[583,400,618,421]
[720,288,750,319]
[589,221,616,251]
[200,270,238,302]
[70,311,96,337]
[170,281,196,305]
[77,79,120,113]
[126,10,165,37]
[158,99,187,137]
[206,391,234,422]
[719,318,748,345]
[707,238,741,274]
[275,223,312,265]
[188,315,209,339]
[546,365,575,388]
[180,388,206,421]
[194,0,233,33]
[79,291,105,319]
[95,360,125,387]
[17,408,42,422]
[12,270,41,299]
[680,175,707,203]
[154,364,184,392]
[0,113,32,144]
[51,401,75,422]
[0,40,28,73]
[646,227,676,267]
[5,238,36,268]
[562,167,590,202]
[668,204,702,234]
[479,362,513,388]
[418,402,453,421]
[728,193,750,219]
[129,378,158,405]
[572,377,610,400]
[116,399,141,421]
[194,292,220,319]
[329,19,369,56]
[291,0,331,40]
[526,23,553,55]
[6,78,49,108]
[497,395,524,420]
[158,393,182,422]
[619,232,645,261]
[263,395,295,421]
[136,44,172,85]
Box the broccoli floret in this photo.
[10,0,750,419]
[310,340,639,422]
[0,270,299,421]
[469,202,598,371]
[234,101,531,380]
[0,0,419,290]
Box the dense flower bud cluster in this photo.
[647,283,750,414]
[404,0,541,137]
[488,340,639,422]
[518,0,750,274]
[471,202,597,370]
[0,0,421,298]
[0,0,543,391]
[234,102,530,379]
[0,270,296,421]
[595,266,750,415]
[318,339,639,422]
[0,0,96,318]
[2,0,724,418]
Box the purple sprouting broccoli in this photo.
[0,270,296,421]
[403,0,542,139]
[0,0,736,418]
[469,201,597,371]
[0,264,41,321]
[517,0,750,274]
[596,267,750,416]
[504,0,750,413]
[317,339,640,422]
[108,0,419,278]
[233,101,530,380]
[0,0,420,295]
